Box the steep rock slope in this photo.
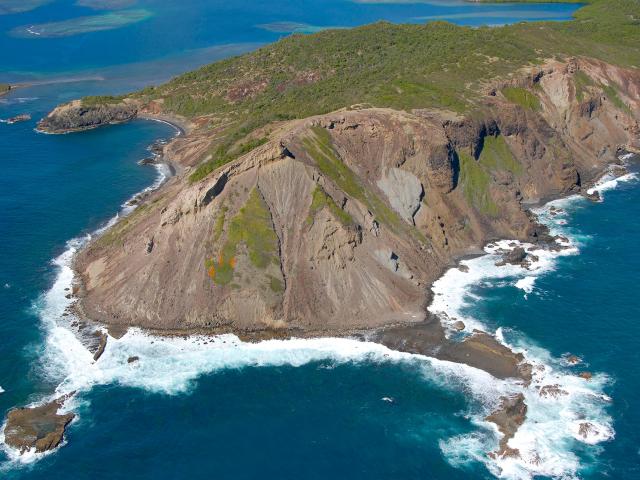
[69,58,639,336]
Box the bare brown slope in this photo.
[70,58,639,337]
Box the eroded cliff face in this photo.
[70,58,639,336]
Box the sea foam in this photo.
[3,153,636,478]
[433,155,639,478]
[432,232,613,479]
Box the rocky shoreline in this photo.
[3,55,639,465]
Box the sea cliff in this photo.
[54,58,639,338]
[8,0,640,464]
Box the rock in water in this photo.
[486,393,528,458]
[92,331,108,361]
[452,320,466,331]
[538,384,568,398]
[5,114,31,124]
[584,190,601,202]
[566,354,581,365]
[3,395,75,454]
[495,247,527,267]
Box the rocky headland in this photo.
[6,0,640,464]
[59,58,639,340]
[37,98,138,133]
[16,56,637,458]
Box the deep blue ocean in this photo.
[2,1,639,479]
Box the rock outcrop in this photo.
[3,395,75,454]
[372,322,532,382]
[37,99,138,133]
[487,393,528,458]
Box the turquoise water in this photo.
[4,1,639,479]
[0,0,580,80]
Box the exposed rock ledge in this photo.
[3,394,75,454]
[371,321,532,382]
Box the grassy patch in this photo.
[189,136,268,183]
[307,185,353,226]
[81,95,126,106]
[602,82,631,113]
[501,87,541,111]
[458,150,499,217]
[213,205,228,243]
[573,70,593,101]
[206,188,279,285]
[267,274,284,293]
[304,127,403,229]
[479,134,522,175]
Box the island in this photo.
[6,0,640,463]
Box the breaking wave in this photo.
[432,158,638,479]
[3,153,637,479]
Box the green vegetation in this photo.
[573,70,593,101]
[479,135,522,175]
[304,127,403,229]
[189,136,268,183]
[81,94,125,106]
[206,188,279,285]
[267,274,284,293]
[458,150,499,217]
[0,84,10,94]
[307,185,353,226]
[501,87,541,111]
[602,82,631,113]
[118,0,638,183]
[212,205,228,243]
[304,127,427,243]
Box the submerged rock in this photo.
[5,114,31,124]
[538,384,568,398]
[3,395,75,454]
